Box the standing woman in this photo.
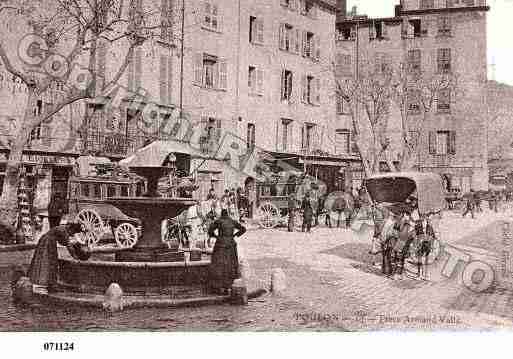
[208,209,246,295]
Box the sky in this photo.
[347,0,513,86]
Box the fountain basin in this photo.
[57,257,211,296]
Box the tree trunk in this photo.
[0,89,37,228]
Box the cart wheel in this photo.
[114,222,138,248]
[257,202,280,229]
[75,208,103,247]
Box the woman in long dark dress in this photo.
[207,209,246,294]
[28,223,89,292]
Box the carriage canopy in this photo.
[364,172,446,215]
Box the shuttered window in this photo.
[159,55,173,105]
[249,16,264,44]
[437,88,451,113]
[437,48,452,74]
[429,131,456,155]
[160,0,174,43]
[203,1,221,32]
[193,53,227,90]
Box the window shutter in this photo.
[256,18,264,44]
[194,53,203,85]
[135,46,142,90]
[280,69,285,100]
[369,23,376,39]
[302,31,308,56]
[449,131,456,155]
[314,35,321,60]
[287,72,293,101]
[160,0,168,41]
[314,78,321,104]
[256,69,264,95]
[167,55,173,105]
[300,124,304,150]
[301,75,307,103]
[128,51,135,91]
[216,59,227,90]
[250,17,257,43]
[428,131,436,154]
[159,55,167,104]
[216,5,222,32]
[288,122,294,152]
[290,0,297,11]
[382,22,388,38]
[279,24,286,50]
[294,28,301,54]
[275,120,280,151]
[41,124,51,147]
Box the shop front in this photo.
[0,151,79,240]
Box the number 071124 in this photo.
[43,342,75,351]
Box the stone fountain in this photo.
[15,143,265,309]
[53,163,214,306]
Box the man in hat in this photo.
[301,192,314,233]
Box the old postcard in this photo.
[1,0,513,353]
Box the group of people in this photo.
[287,187,368,233]
[461,189,513,219]
[206,187,250,223]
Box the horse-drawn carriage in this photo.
[254,172,326,229]
[68,172,144,248]
[365,172,445,279]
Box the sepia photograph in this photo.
[0,0,513,354]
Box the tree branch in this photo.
[0,42,32,87]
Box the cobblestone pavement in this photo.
[241,208,513,330]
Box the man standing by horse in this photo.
[301,192,314,233]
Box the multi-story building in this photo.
[335,0,490,191]
[176,0,357,193]
[1,0,360,207]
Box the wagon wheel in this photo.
[257,202,280,229]
[114,222,138,248]
[75,208,103,247]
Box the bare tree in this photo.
[0,0,173,229]
[390,66,459,171]
[333,57,460,177]
[334,61,394,177]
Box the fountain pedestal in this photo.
[106,197,195,262]
[105,166,196,262]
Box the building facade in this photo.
[335,0,490,192]
[1,0,360,209]
[176,0,357,192]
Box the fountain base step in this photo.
[35,290,232,309]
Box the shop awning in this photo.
[119,140,211,167]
